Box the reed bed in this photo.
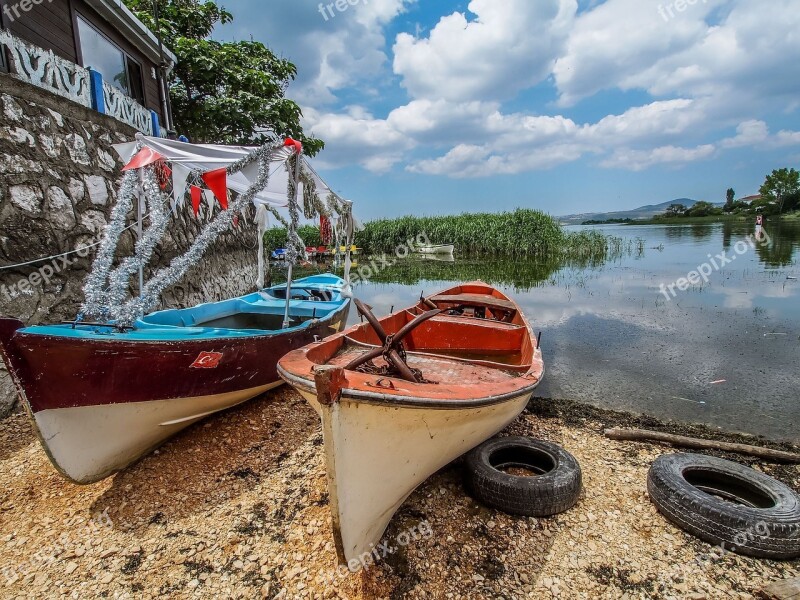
[264,209,613,260]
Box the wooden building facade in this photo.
[0,0,175,131]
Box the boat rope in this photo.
[0,218,148,272]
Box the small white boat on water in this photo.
[415,244,455,256]
[278,282,544,564]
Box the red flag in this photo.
[320,215,333,245]
[122,147,166,171]
[284,138,303,154]
[190,185,202,217]
[201,168,229,210]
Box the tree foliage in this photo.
[759,168,800,214]
[665,203,687,216]
[725,188,735,211]
[124,0,323,153]
[685,201,722,218]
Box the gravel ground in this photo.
[0,390,798,599]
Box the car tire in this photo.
[647,453,800,560]
[465,436,582,517]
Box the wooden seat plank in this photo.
[430,293,517,312]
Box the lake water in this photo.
[344,220,800,442]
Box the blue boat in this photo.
[0,274,351,483]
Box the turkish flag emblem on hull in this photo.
[190,352,224,369]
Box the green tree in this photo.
[124,0,323,153]
[759,168,800,214]
[665,203,687,217]
[725,188,735,212]
[685,201,723,218]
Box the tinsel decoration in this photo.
[265,204,288,228]
[81,164,140,318]
[284,154,306,266]
[114,142,283,326]
[103,165,171,314]
[255,204,270,289]
[301,166,329,219]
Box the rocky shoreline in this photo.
[0,391,797,599]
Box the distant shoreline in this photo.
[575,212,799,226]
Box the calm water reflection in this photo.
[344,220,800,441]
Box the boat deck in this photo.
[329,343,524,386]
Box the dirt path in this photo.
[0,391,797,599]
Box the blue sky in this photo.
[217,0,800,220]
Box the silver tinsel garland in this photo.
[115,143,282,326]
[301,166,329,219]
[81,139,353,326]
[285,154,306,266]
[104,166,170,314]
[81,166,140,319]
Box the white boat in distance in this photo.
[415,244,455,255]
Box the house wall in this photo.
[1,0,166,123]
[0,75,261,418]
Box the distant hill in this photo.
[559,199,707,225]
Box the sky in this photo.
[217,0,800,220]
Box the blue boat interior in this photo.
[22,274,350,340]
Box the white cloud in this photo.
[302,106,414,173]
[554,0,800,112]
[218,0,413,105]
[720,120,770,149]
[231,0,800,180]
[775,130,800,148]
[553,0,722,106]
[393,0,577,102]
[599,144,716,171]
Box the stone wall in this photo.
[0,73,260,417]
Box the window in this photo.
[76,15,145,105]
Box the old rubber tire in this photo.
[465,437,582,517]
[647,453,800,560]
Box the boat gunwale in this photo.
[10,282,352,343]
[278,280,544,408]
[11,299,351,344]
[277,362,543,410]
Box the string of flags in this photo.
[122,146,234,217]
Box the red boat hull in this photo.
[0,303,349,483]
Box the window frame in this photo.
[74,12,146,106]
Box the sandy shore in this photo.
[0,390,797,599]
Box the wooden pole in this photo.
[604,428,800,464]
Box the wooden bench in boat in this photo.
[430,293,518,321]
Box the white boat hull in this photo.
[297,388,532,564]
[416,244,455,255]
[31,382,279,484]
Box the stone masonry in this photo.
[0,73,261,417]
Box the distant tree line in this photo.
[580,218,635,225]
[657,167,800,220]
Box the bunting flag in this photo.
[203,189,216,221]
[157,164,172,191]
[113,141,139,165]
[171,163,192,209]
[201,168,229,210]
[122,147,166,171]
[190,185,202,217]
[284,138,303,154]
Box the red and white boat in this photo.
[278,281,544,564]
